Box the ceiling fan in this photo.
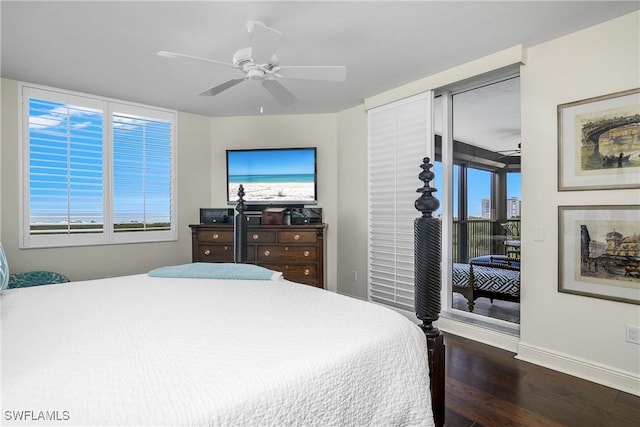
[497,142,522,159]
[495,142,522,168]
[158,21,347,106]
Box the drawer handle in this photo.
[264,250,270,257]
[304,250,310,257]
[212,233,219,240]
[252,234,259,240]
[285,246,289,251]
[294,234,300,240]
[304,269,310,276]
[224,246,228,250]
[204,249,211,256]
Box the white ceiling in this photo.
[2,1,638,118]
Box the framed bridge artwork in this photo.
[558,87,640,191]
[558,205,640,305]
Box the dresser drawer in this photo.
[278,230,317,244]
[257,246,316,263]
[262,264,318,287]
[197,245,233,262]
[197,245,255,263]
[282,265,317,283]
[248,230,276,243]
[197,230,234,243]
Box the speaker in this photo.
[200,208,234,224]
[290,208,322,225]
[246,215,261,225]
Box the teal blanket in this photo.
[148,262,283,281]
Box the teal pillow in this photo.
[7,271,70,289]
[0,243,9,291]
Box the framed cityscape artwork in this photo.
[558,205,639,305]
[557,88,640,191]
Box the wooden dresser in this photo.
[189,224,326,288]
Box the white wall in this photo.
[0,78,211,280]
[518,11,640,393]
[209,114,339,291]
[336,105,368,299]
[0,80,3,243]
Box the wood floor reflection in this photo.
[452,293,520,324]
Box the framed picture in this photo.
[557,88,640,191]
[558,205,639,305]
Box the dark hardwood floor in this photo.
[443,333,640,426]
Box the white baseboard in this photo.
[436,316,520,352]
[367,302,639,396]
[517,341,640,396]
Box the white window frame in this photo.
[19,83,178,248]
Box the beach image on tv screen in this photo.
[227,149,316,203]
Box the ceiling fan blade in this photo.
[250,21,282,64]
[262,80,297,106]
[278,65,347,82]
[157,50,232,67]
[199,78,246,96]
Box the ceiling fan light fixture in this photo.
[233,47,279,69]
[233,47,253,68]
[247,68,265,80]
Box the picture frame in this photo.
[558,205,639,305]
[557,88,640,191]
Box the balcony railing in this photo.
[452,219,520,263]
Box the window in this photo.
[20,84,177,248]
[453,166,493,262]
[506,172,521,219]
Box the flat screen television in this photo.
[226,147,317,206]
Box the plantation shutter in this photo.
[24,88,106,247]
[112,104,174,234]
[368,92,432,312]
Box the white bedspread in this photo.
[1,274,433,426]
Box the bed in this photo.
[452,255,521,312]
[2,271,434,426]
[1,159,445,427]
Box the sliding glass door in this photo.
[435,75,522,330]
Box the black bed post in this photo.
[234,184,248,263]
[414,157,445,427]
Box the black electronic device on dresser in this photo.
[200,208,234,224]
[289,208,322,225]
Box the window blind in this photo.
[368,92,432,312]
[26,93,105,241]
[112,110,173,233]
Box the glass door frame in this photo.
[436,71,521,334]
